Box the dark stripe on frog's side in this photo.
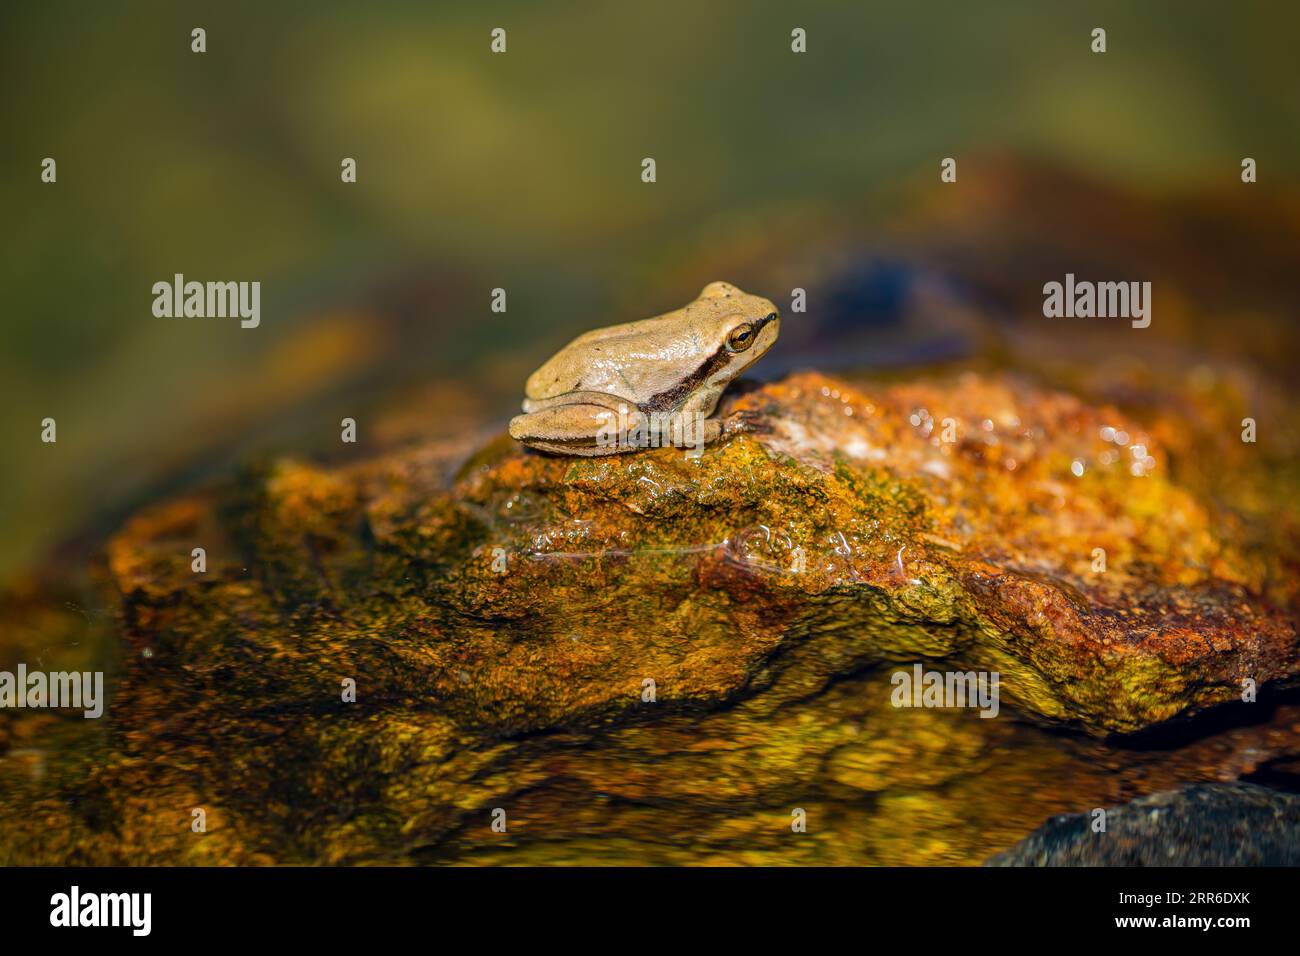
[641,311,776,413]
[642,348,731,413]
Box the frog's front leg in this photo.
[509,402,645,456]
[672,387,726,451]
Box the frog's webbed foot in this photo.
[720,407,772,439]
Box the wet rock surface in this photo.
[986,782,1300,866]
[1,369,1297,865]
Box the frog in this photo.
[508,281,781,456]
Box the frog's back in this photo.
[524,313,706,404]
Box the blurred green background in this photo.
[3,0,1298,580]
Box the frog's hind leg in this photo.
[521,390,628,414]
[509,402,644,456]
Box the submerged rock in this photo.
[1,369,1296,864]
[986,782,1300,866]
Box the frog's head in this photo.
[694,280,781,376]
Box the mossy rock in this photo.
[1,370,1295,865]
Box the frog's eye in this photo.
[726,323,756,353]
